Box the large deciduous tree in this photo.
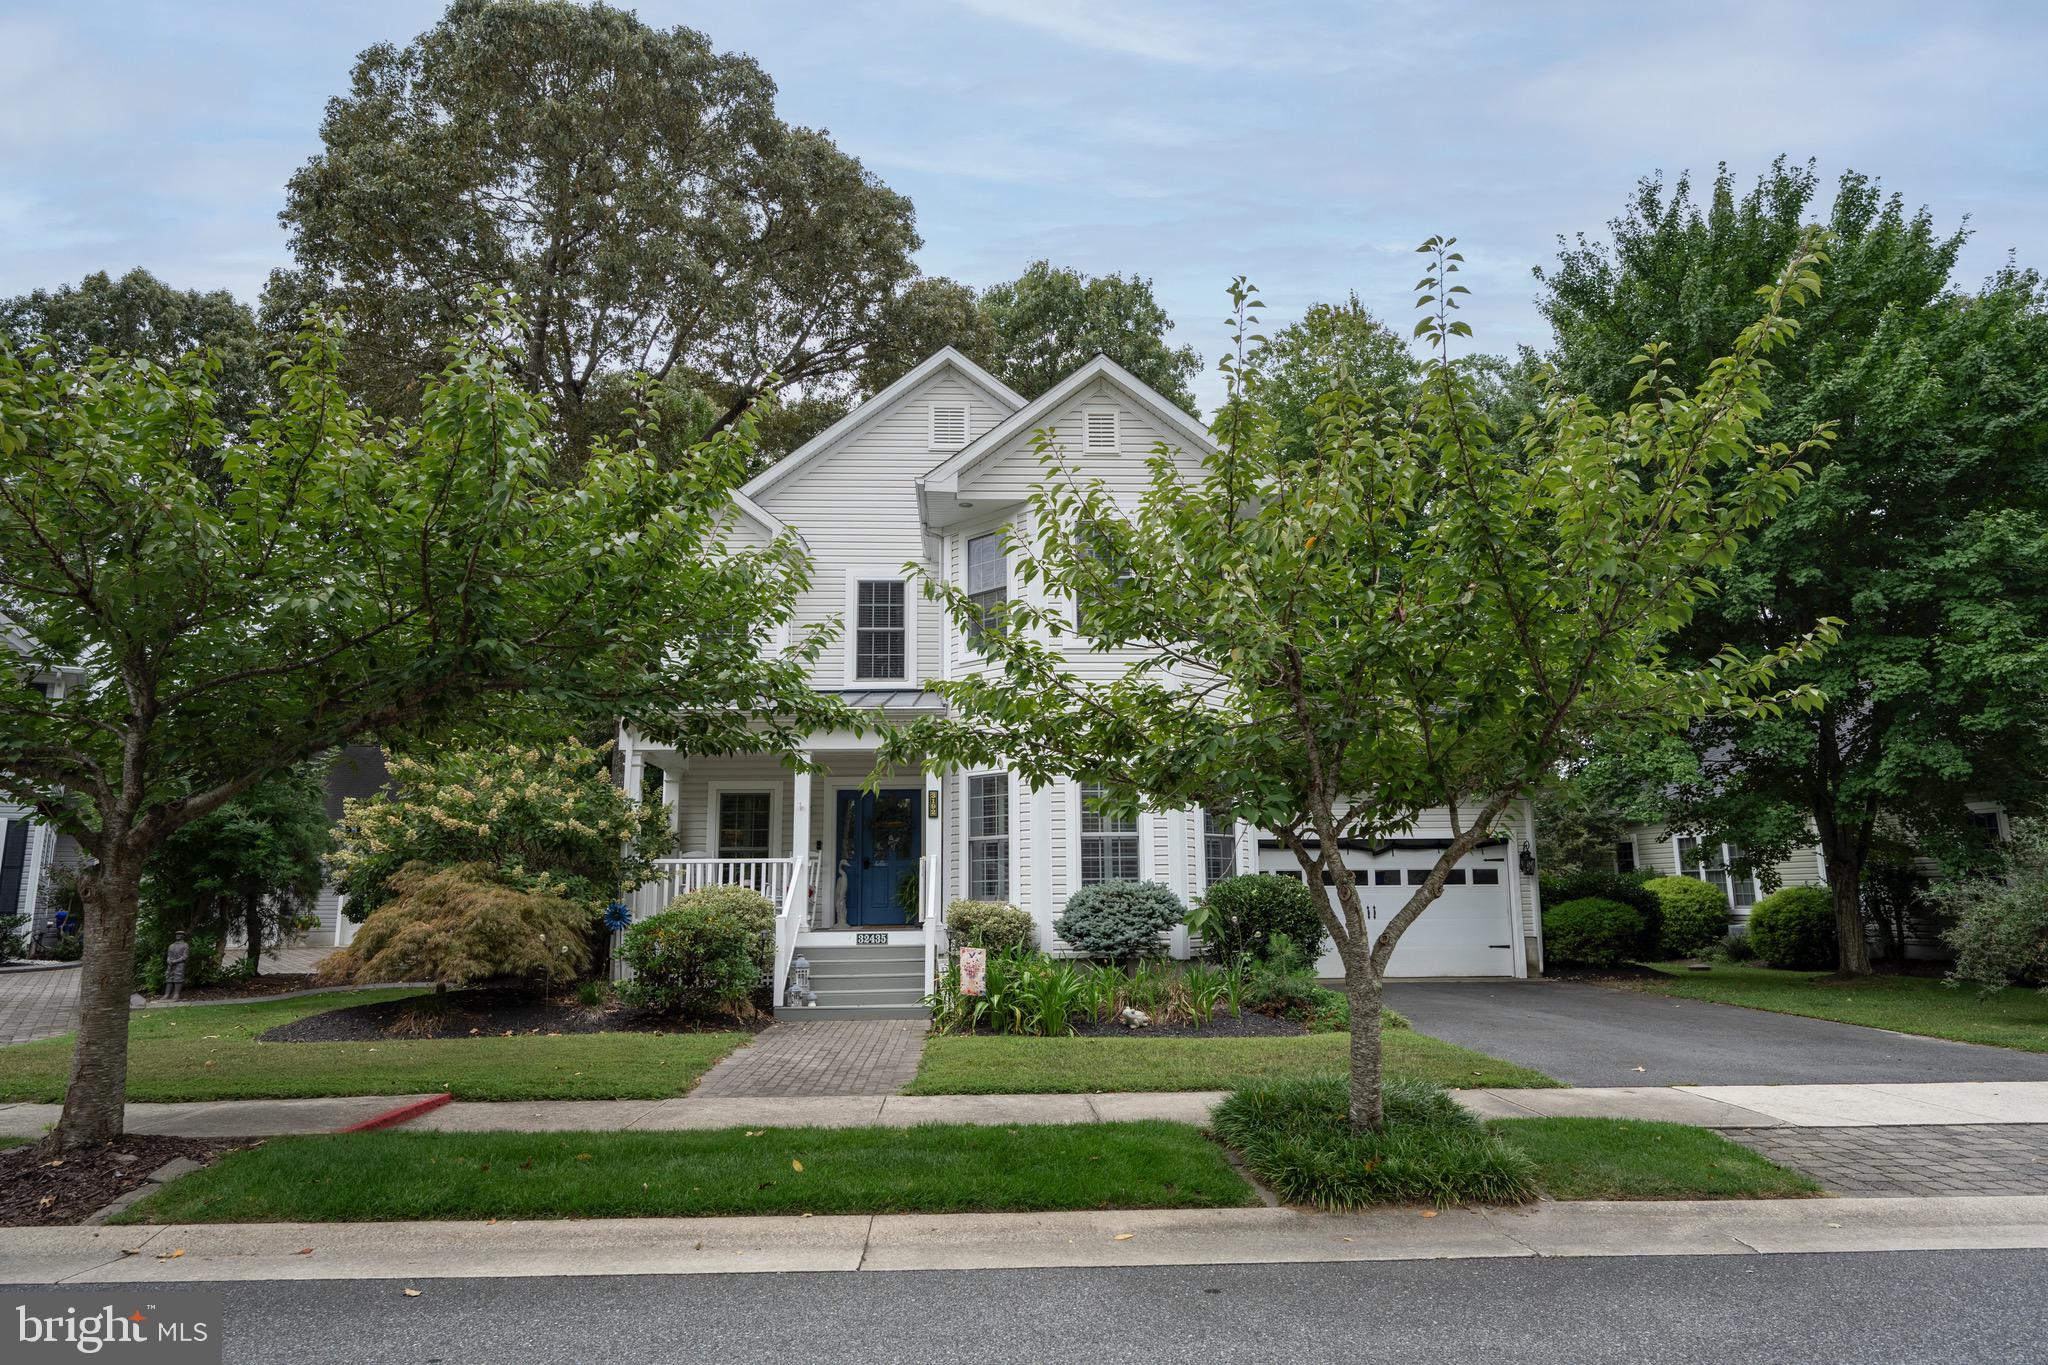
[884,240,1835,1134]
[1539,160,2048,973]
[0,299,838,1149]
[977,261,1203,411]
[273,0,920,464]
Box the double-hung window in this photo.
[1202,808,1237,887]
[1079,781,1140,885]
[716,792,774,859]
[965,532,1008,651]
[967,774,1010,901]
[1613,839,1638,874]
[1677,836,1757,912]
[853,579,908,681]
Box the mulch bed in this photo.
[167,973,323,1003]
[1069,1009,1307,1038]
[0,1135,244,1227]
[257,988,772,1043]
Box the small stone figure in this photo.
[163,931,191,1002]
[1119,1006,1152,1030]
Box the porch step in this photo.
[794,945,924,964]
[772,1002,931,1022]
[779,944,928,1020]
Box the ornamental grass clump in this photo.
[1213,1074,1537,1209]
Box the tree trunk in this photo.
[48,856,144,1151]
[1344,956,1386,1134]
[1829,862,1872,976]
[243,899,263,976]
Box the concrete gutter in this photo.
[6,1196,2047,1284]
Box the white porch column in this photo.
[1167,807,1192,958]
[924,767,943,909]
[790,755,813,863]
[660,765,680,835]
[621,730,644,806]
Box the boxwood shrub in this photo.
[1746,885,1837,970]
[1539,869,1660,958]
[619,885,775,1016]
[1542,896,1644,968]
[1644,875,1731,958]
[946,899,1037,955]
[1198,874,1327,963]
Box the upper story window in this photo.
[1677,836,1756,912]
[1079,781,1139,885]
[1202,808,1236,888]
[930,403,969,450]
[965,532,1008,651]
[1085,409,1118,452]
[853,578,908,681]
[967,773,1011,902]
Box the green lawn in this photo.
[0,991,748,1102]
[1490,1117,1822,1201]
[115,1122,1256,1223]
[906,1030,1559,1095]
[1635,964,2048,1053]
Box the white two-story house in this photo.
[616,348,1545,1016]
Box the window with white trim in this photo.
[1079,782,1139,885]
[965,532,1007,651]
[930,403,968,450]
[716,792,774,859]
[967,774,1010,901]
[1967,809,2004,843]
[853,579,908,680]
[1677,836,1757,911]
[1085,409,1118,451]
[1202,808,1236,888]
[1613,839,1637,874]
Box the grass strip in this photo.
[1488,1117,1822,1200]
[114,1122,1256,1223]
[0,990,748,1102]
[907,1030,1558,1095]
[1636,964,2048,1053]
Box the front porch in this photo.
[618,737,946,1018]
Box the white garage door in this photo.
[1256,842,1519,979]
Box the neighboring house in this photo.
[0,636,86,954]
[618,348,1546,1017]
[317,744,390,949]
[1614,804,2008,957]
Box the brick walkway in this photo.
[0,965,81,1046]
[1723,1124,2048,1197]
[691,1020,928,1098]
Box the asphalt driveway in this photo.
[1382,979,2048,1087]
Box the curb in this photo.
[336,1093,453,1133]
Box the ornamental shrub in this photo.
[1746,884,1838,970]
[1054,880,1184,967]
[1937,818,2048,992]
[1198,874,1326,963]
[1539,869,1660,958]
[1542,897,1643,968]
[322,862,594,990]
[1644,876,1731,958]
[665,885,777,968]
[946,900,1037,955]
[618,892,766,1016]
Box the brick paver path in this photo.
[0,966,81,1046]
[1724,1124,2048,1197]
[691,1020,928,1098]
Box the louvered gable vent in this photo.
[930,403,969,449]
[1085,409,1118,451]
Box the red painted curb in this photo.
[336,1092,454,1133]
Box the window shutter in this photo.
[930,404,968,449]
[1085,410,1118,451]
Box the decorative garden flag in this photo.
[960,947,987,996]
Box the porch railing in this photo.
[770,853,810,1010]
[920,851,943,997]
[627,857,801,918]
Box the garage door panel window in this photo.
[1079,782,1139,885]
[1472,867,1500,885]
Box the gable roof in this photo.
[921,353,1215,496]
[740,347,1025,503]
[727,490,802,550]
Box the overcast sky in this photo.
[4,0,2042,412]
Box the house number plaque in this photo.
[855,931,890,945]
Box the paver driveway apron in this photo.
[1383,980,2048,1087]
[0,963,80,1046]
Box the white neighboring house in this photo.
[0,636,86,954]
[618,348,1547,1017]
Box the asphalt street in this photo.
[39,1250,2045,1364]
[1383,980,2048,1086]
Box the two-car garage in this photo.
[1255,839,1528,979]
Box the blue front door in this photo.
[835,789,922,925]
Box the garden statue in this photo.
[1118,1006,1152,1029]
[163,930,191,1001]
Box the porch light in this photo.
[788,954,816,1007]
[1519,845,1537,876]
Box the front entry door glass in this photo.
[836,789,922,925]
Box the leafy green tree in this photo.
[978,260,1202,412]
[1250,294,1416,459]
[885,242,1834,1133]
[1,269,266,439]
[141,764,332,977]
[0,299,839,1149]
[1539,160,2048,973]
[273,0,920,463]
[857,276,998,395]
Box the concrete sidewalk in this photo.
[9,1081,2048,1140]
[6,1195,2047,1284]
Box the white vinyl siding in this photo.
[967,773,1011,902]
[1078,782,1139,885]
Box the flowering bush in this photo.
[320,862,594,989]
[331,739,673,920]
